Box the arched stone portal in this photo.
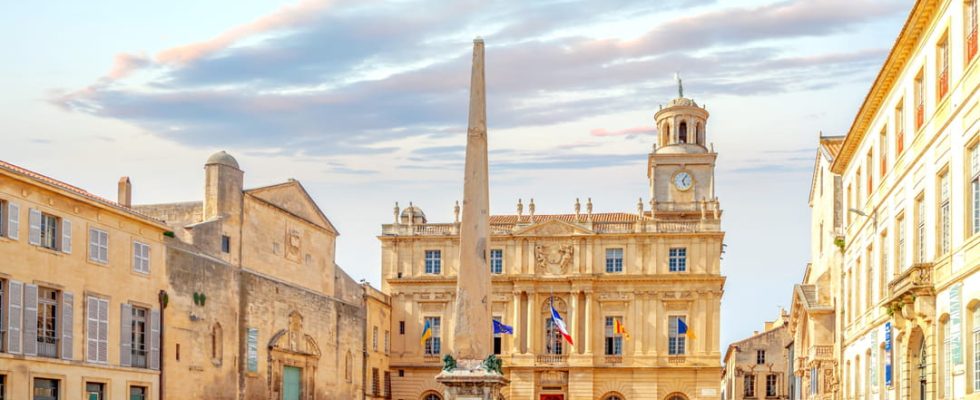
[268,311,321,400]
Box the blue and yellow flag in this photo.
[678,319,696,340]
[420,320,432,345]
[614,319,630,340]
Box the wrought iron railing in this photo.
[38,337,58,358]
[132,349,148,368]
[535,354,567,364]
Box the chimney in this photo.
[118,177,132,207]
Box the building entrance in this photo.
[282,366,301,400]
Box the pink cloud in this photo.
[590,126,656,137]
[156,0,331,65]
[107,53,150,80]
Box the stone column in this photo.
[526,291,535,354]
[571,292,581,355]
[584,291,593,354]
[511,292,521,354]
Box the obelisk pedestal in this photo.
[434,37,508,400]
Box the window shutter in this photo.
[61,219,72,254]
[7,202,19,240]
[87,297,99,363]
[61,292,73,360]
[22,283,38,356]
[150,309,161,370]
[97,298,108,363]
[120,303,132,367]
[28,208,41,245]
[132,242,139,272]
[6,280,22,354]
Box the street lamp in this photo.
[848,208,877,229]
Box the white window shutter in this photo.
[61,219,72,254]
[6,280,22,354]
[120,303,132,367]
[22,283,38,356]
[28,208,41,245]
[87,297,99,363]
[150,309,161,370]
[98,298,108,363]
[7,202,19,240]
[61,292,73,360]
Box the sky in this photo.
[1,0,911,347]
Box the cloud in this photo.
[51,0,905,169]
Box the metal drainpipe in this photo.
[158,290,168,400]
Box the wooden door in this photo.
[283,366,302,400]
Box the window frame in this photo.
[88,227,109,264]
[938,168,951,256]
[605,248,624,273]
[37,287,59,358]
[766,374,778,398]
[668,247,687,272]
[133,241,150,274]
[744,374,756,398]
[131,306,149,368]
[423,316,441,355]
[668,316,686,355]
[489,249,503,274]
[604,316,624,356]
[40,212,60,250]
[424,250,442,275]
[757,349,766,365]
[937,32,950,101]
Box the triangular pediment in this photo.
[245,180,338,234]
[513,219,594,236]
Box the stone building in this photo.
[0,161,169,400]
[785,136,844,400]
[792,1,980,399]
[134,151,378,400]
[380,87,725,400]
[365,282,393,399]
[722,312,791,400]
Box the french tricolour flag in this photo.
[550,298,574,345]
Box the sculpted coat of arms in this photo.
[534,242,574,275]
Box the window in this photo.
[490,249,503,274]
[373,326,378,351]
[847,184,854,224]
[880,129,888,177]
[384,371,392,398]
[865,248,873,309]
[545,317,564,355]
[766,374,778,397]
[970,0,979,63]
[399,321,405,335]
[896,101,906,155]
[129,386,147,400]
[973,145,980,235]
[856,168,863,204]
[668,316,686,355]
[133,241,150,273]
[938,33,950,100]
[605,248,623,273]
[939,170,951,255]
[810,367,819,395]
[424,316,441,355]
[211,323,223,364]
[220,235,230,253]
[867,151,874,194]
[819,221,824,254]
[914,70,925,130]
[384,330,390,354]
[131,306,148,368]
[493,316,503,355]
[424,250,441,274]
[916,194,927,262]
[973,308,980,391]
[423,394,442,400]
[0,280,4,353]
[604,316,623,355]
[30,211,61,251]
[88,228,108,263]
[85,383,104,400]
[0,375,5,400]
[745,374,756,398]
[880,231,889,293]
[669,248,687,272]
[896,213,907,272]
[945,320,953,398]
[86,296,109,363]
[37,288,59,358]
[757,349,766,364]
[372,367,380,396]
[33,378,58,400]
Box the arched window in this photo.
[664,392,688,400]
[679,122,688,143]
[211,323,223,364]
[421,392,442,400]
[601,393,624,400]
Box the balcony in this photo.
[38,337,58,358]
[132,349,148,368]
[423,354,442,363]
[604,355,623,364]
[808,345,833,360]
[887,263,934,302]
[535,354,567,365]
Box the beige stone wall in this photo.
[722,325,791,400]
[365,284,392,399]
[0,170,168,399]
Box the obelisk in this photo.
[435,37,508,400]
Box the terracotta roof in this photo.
[819,136,845,159]
[0,160,167,227]
[489,212,639,225]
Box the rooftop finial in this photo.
[674,72,684,98]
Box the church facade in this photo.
[380,89,725,400]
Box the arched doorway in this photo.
[541,296,569,356]
[908,327,927,400]
[664,392,688,400]
[420,391,442,400]
[600,392,625,400]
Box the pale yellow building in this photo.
[380,89,725,400]
[827,1,980,400]
[722,312,791,400]
[365,283,393,399]
[0,161,168,400]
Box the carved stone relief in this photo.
[534,242,574,275]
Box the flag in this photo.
[493,319,514,335]
[420,320,432,345]
[678,319,696,340]
[550,298,574,345]
[614,319,630,340]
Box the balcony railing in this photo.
[38,337,58,358]
[604,355,623,364]
[667,355,686,364]
[808,345,833,360]
[381,217,721,236]
[132,349,148,368]
[887,263,934,303]
[423,354,441,362]
[535,354,567,365]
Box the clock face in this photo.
[673,172,693,191]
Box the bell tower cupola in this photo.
[654,74,709,152]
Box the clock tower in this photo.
[648,76,717,207]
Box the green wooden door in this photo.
[283,366,301,400]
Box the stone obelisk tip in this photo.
[474,36,484,43]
